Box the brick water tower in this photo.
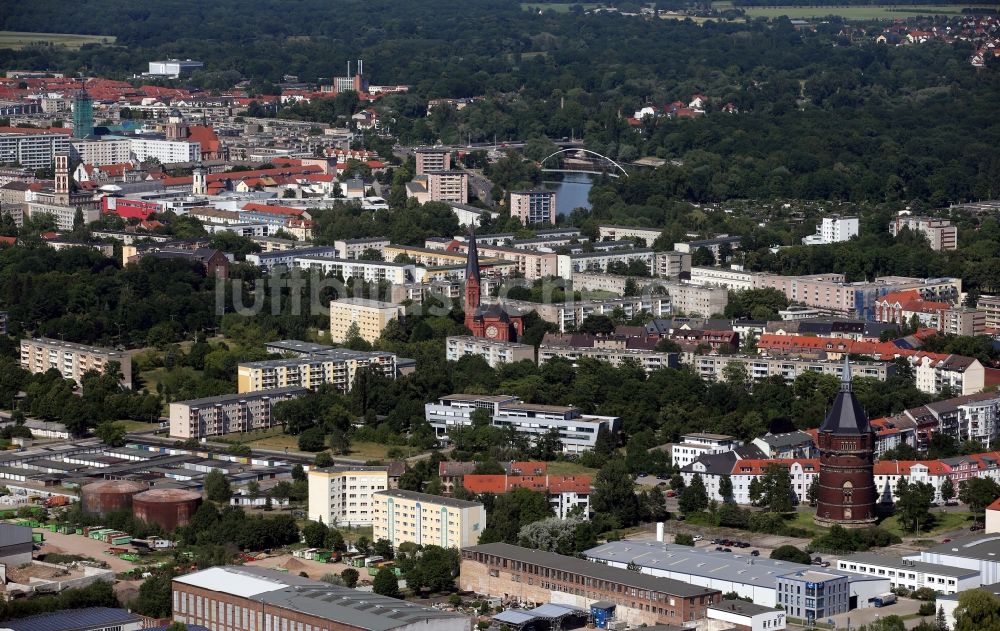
[815,358,878,527]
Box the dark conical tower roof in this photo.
[465,229,481,284]
[819,357,872,436]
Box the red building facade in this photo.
[463,231,523,342]
[815,359,878,527]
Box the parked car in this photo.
[723,547,732,552]
[638,472,648,478]
[712,539,721,545]
[751,550,760,556]
[715,546,724,551]
[738,542,750,548]
[693,535,703,542]
[665,490,677,497]
[942,538,952,543]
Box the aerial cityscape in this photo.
[2,1,1000,630]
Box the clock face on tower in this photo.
[485,325,499,339]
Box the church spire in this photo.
[465,228,481,285]
[841,354,852,392]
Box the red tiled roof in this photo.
[0,236,16,246]
[161,165,322,187]
[241,203,305,217]
[462,473,590,495]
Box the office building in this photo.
[0,127,71,169]
[414,147,451,174]
[510,190,557,225]
[462,542,722,628]
[168,387,307,439]
[445,335,535,368]
[372,489,485,549]
[329,297,403,344]
[148,59,204,78]
[889,216,958,251]
[307,466,389,527]
[172,566,470,631]
[20,337,131,388]
[802,216,859,245]
[836,553,979,594]
[915,535,1000,585]
[237,349,397,394]
[425,394,619,452]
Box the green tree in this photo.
[315,452,334,468]
[941,478,955,504]
[94,421,126,447]
[954,589,1000,631]
[894,478,935,533]
[341,567,360,588]
[770,545,812,564]
[373,567,401,598]
[374,538,395,560]
[132,572,174,618]
[758,464,794,512]
[675,533,695,546]
[302,520,329,547]
[807,478,820,506]
[679,473,709,514]
[203,469,232,503]
[959,477,1000,517]
[591,459,641,527]
[719,475,734,504]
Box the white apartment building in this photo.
[329,297,403,344]
[332,238,390,260]
[692,355,893,384]
[0,128,71,169]
[292,256,423,285]
[889,216,958,251]
[509,190,556,225]
[70,138,132,165]
[237,349,397,394]
[25,202,100,231]
[537,344,679,374]
[557,249,655,279]
[445,336,535,368]
[168,386,307,439]
[655,251,691,278]
[20,337,131,387]
[671,433,743,468]
[802,216,859,245]
[148,59,204,77]
[372,489,485,549]
[128,137,201,163]
[915,355,985,396]
[425,394,619,453]
[689,266,759,291]
[508,297,670,333]
[307,466,389,527]
[837,553,979,595]
[598,225,663,245]
[979,294,1000,331]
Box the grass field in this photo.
[547,460,599,476]
[115,420,161,433]
[879,510,974,538]
[741,5,987,20]
[229,429,400,462]
[521,2,602,12]
[0,31,116,50]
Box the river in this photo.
[541,172,595,217]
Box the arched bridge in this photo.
[539,148,629,178]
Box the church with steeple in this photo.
[463,231,523,342]
[815,357,878,527]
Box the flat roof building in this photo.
[445,335,535,368]
[836,552,980,594]
[169,386,307,439]
[237,349,397,394]
[20,337,132,388]
[330,297,403,344]
[308,466,389,527]
[372,489,485,549]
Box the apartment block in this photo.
[168,387,307,439]
[673,236,741,262]
[464,473,592,519]
[671,433,743,468]
[979,294,1000,332]
[889,216,958,251]
[427,171,468,204]
[70,137,132,165]
[333,238,390,260]
[307,466,389,527]
[329,297,403,344]
[557,249,655,279]
[943,307,986,336]
[598,224,663,245]
[452,241,559,280]
[127,136,201,163]
[25,201,100,231]
[915,354,985,396]
[445,335,535,368]
[237,349,397,394]
[507,297,670,333]
[692,355,893,384]
[372,489,485,549]
[655,250,691,278]
[802,215,859,245]
[538,344,679,374]
[293,256,423,284]
[414,147,451,175]
[0,127,71,169]
[20,337,132,388]
[461,543,721,628]
[509,190,556,225]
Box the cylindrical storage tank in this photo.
[80,480,148,517]
[132,489,203,532]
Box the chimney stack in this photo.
[656,522,664,543]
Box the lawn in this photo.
[230,431,399,461]
[547,460,599,476]
[115,420,162,433]
[742,5,986,20]
[879,510,975,538]
[0,31,116,50]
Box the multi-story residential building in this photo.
[889,216,958,251]
[246,246,337,271]
[979,294,1000,332]
[837,553,979,595]
[509,297,669,333]
[509,190,557,225]
[463,543,722,628]
[307,466,389,527]
[332,238,390,260]
[557,249,655,279]
[70,137,132,165]
[671,433,743,468]
[692,355,894,384]
[453,228,582,248]
[414,147,451,175]
[329,297,403,344]
[918,391,1000,447]
[802,215,859,245]
[915,354,985,396]
[445,201,500,227]
[943,306,986,336]
[445,335,535,368]
[126,136,201,163]
[673,236,741,262]
[291,256,423,284]
[689,266,758,290]
[450,241,559,280]
[372,489,485,549]
[463,474,592,519]
[570,275,728,316]
[172,566,470,631]
[538,342,680,374]
[752,430,818,459]
[148,59,204,77]
[24,201,100,231]
[424,394,619,452]
[598,224,663,245]
[0,127,71,169]
[655,251,691,278]
[237,349,397,394]
[168,387,307,439]
[427,171,468,204]
[20,338,132,388]
[874,290,952,330]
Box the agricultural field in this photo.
[739,4,989,20]
[0,31,116,50]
